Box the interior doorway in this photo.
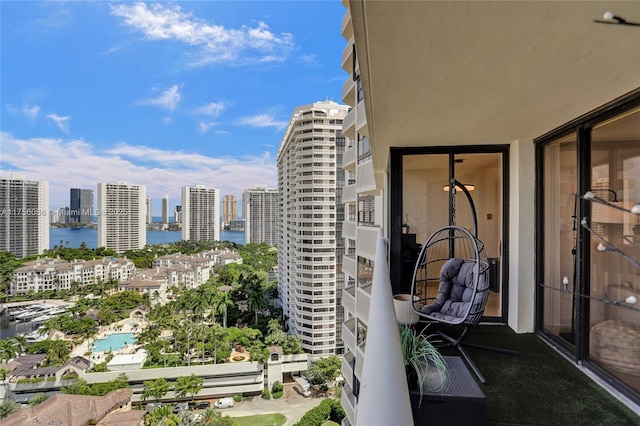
[391,148,508,321]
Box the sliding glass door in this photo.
[390,147,508,321]
[538,96,640,398]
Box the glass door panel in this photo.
[589,107,640,394]
[541,134,578,346]
[402,152,504,319]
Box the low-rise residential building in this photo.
[10,257,136,295]
[2,388,142,426]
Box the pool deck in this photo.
[70,317,148,363]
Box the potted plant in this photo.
[393,294,420,325]
[402,214,410,234]
[399,324,449,398]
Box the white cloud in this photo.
[142,85,181,111]
[0,132,276,210]
[111,2,295,66]
[194,102,225,117]
[199,122,217,133]
[46,113,70,133]
[237,114,287,130]
[22,104,40,121]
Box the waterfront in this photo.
[0,314,38,340]
[50,228,245,249]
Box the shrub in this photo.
[271,380,283,394]
[293,399,345,426]
[272,390,283,399]
[262,388,271,399]
[232,394,243,402]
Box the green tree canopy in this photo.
[142,377,171,401]
[308,355,342,385]
[173,374,204,401]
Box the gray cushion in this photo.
[421,257,478,322]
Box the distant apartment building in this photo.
[222,195,238,225]
[162,194,169,223]
[276,100,350,356]
[58,207,69,224]
[0,174,49,258]
[182,185,220,242]
[243,186,278,246]
[69,188,93,224]
[97,181,146,253]
[147,249,242,293]
[49,210,59,224]
[174,205,182,223]
[11,256,136,294]
[228,219,245,232]
[146,195,152,224]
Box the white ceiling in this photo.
[348,0,640,172]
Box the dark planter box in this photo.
[410,356,486,425]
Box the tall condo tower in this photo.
[0,173,49,258]
[146,195,152,224]
[182,185,220,242]
[97,181,146,253]
[162,194,169,223]
[222,195,238,225]
[242,186,278,246]
[69,188,93,224]
[276,100,350,356]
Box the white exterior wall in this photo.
[97,182,146,253]
[0,175,49,258]
[181,185,220,242]
[243,186,279,246]
[276,101,350,357]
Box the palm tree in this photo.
[10,335,28,356]
[215,290,234,329]
[0,340,17,363]
[0,367,11,396]
[247,289,268,325]
[193,323,209,365]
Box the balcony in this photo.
[343,108,356,140]
[342,317,356,352]
[342,145,356,172]
[341,8,353,41]
[342,285,356,315]
[341,36,355,74]
[355,159,376,195]
[342,254,357,279]
[340,323,640,424]
[342,76,356,107]
[355,283,372,324]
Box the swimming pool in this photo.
[92,332,136,353]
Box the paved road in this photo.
[224,383,328,425]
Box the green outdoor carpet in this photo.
[428,324,640,425]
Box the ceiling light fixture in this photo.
[443,183,475,192]
[593,11,640,27]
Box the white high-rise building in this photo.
[162,194,169,223]
[0,174,49,258]
[182,185,220,242]
[276,100,350,357]
[146,195,152,224]
[243,186,278,246]
[97,181,146,253]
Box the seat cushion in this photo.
[421,258,477,322]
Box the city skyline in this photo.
[1,1,347,212]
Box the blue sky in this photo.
[1,1,346,214]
